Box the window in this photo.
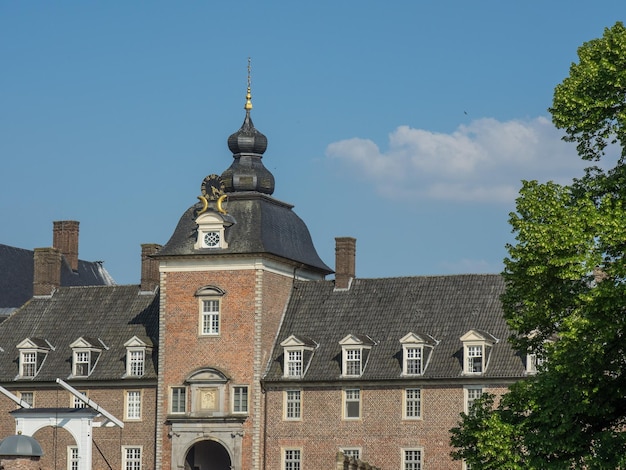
[405,347,423,375]
[286,350,303,377]
[400,332,437,376]
[17,338,50,379]
[22,352,37,377]
[466,345,483,373]
[125,391,141,420]
[340,448,361,460]
[194,210,232,250]
[284,390,301,420]
[465,386,484,414]
[72,391,87,409]
[344,388,361,419]
[68,446,79,470]
[18,391,34,407]
[283,448,301,470]
[171,386,186,414]
[339,334,375,378]
[123,336,152,378]
[460,330,497,375]
[345,349,362,376]
[403,449,423,470]
[74,351,90,376]
[70,338,102,378]
[404,388,421,419]
[129,350,145,376]
[201,299,220,335]
[280,335,317,379]
[232,386,248,414]
[122,446,142,470]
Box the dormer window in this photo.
[339,334,375,378]
[70,337,103,378]
[194,211,234,250]
[17,338,51,379]
[400,332,438,376]
[124,336,153,378]
[280,335,317,378]
[460,330,498,375]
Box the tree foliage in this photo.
[550,21,626,162]
[451,22,626,468]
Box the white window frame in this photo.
[128,349,145,377]
[402,448,423,470]
[466,345,484,374]
[340,448,361,460]
[464,386,485,414]
[170,386,187,414]
[125,390,142,421]
[343,388,361,420]
[122,446,142,470]
[17,338,51,379]
[18,391,34,407]
[460,330,497,375]
[285,349,303,377]
[200,298,221,336]
[72,390,88,409]
[74,350,91,377]
[344,348,363,376]
[283,448,301,470]
[232,385,249,414]
[67,445,79,470]
[123,336,152,379]
[284,389,302,420]
[405,346,423,375]
[404,387,421,420]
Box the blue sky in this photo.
[1,2,623,285]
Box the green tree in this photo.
[451,22,626,468]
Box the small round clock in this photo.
[201,174,225,201]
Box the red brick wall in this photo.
[158,267,294,470]
[264,384,510,470]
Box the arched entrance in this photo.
[185,439,232,470]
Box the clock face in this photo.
[204,231,220,248]
[201,174,225,201]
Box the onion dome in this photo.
[221,64,275,195]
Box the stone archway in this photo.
[184,439,232,470]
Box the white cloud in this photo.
[325,117,590,203]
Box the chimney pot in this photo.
[335,237,356,289]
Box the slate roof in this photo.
[264,274,526,382]
[156,192,332,274]
[0,243,115,310]
[0,285,158,383]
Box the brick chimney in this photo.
[141,244,161,292]
[335,237,356,289]
[53,220,79,272]
[33,247,62,296]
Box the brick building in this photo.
[0,83,529,469]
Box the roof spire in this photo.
[245,57,253,111]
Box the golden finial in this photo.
[245,57,253,111]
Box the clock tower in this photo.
[153,70,332,470]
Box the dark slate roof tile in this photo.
[264,274,525,382]
[0,285,158,382]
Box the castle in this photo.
[0,80,527,470]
